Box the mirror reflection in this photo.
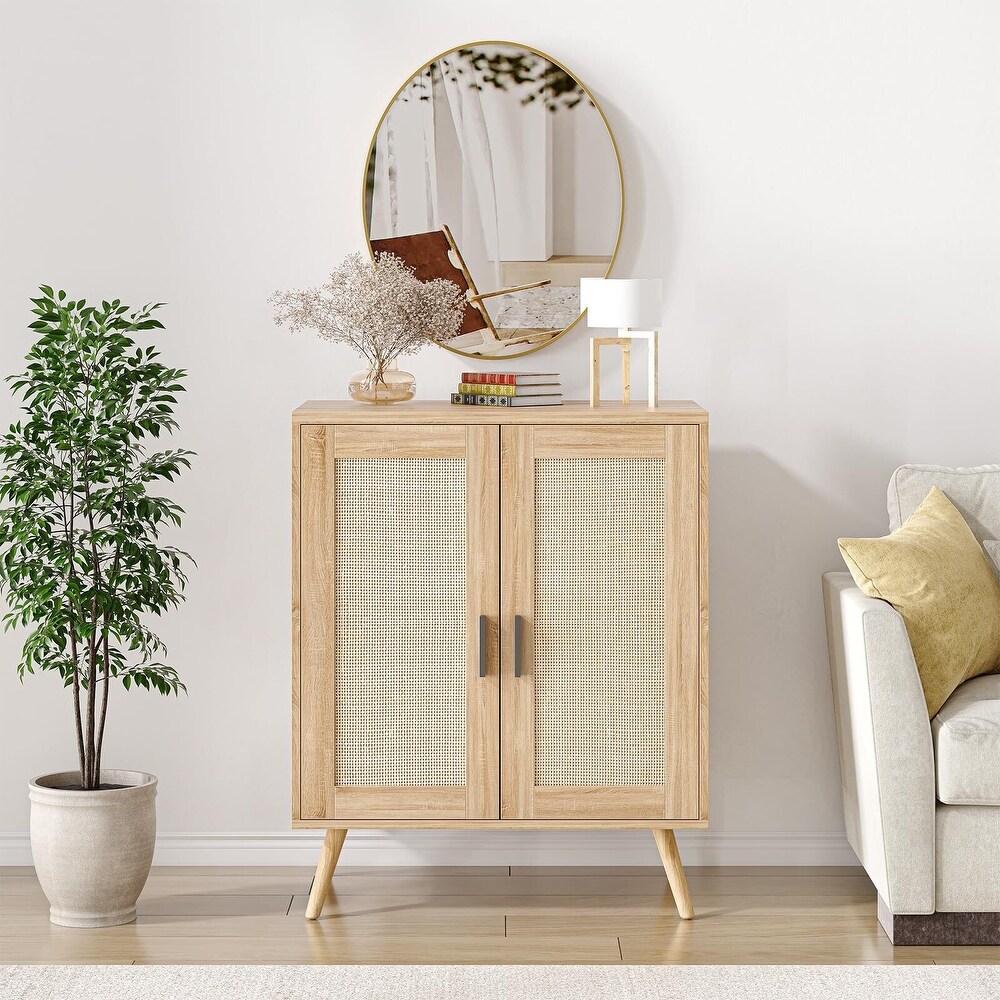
[364,43,623,358]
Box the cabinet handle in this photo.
[479,615,488,678]
[514,615,524,678]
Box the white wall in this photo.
[1,0,998,866]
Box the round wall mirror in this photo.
[363,41,624,359]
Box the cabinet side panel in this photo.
[291,424,301,821]
[664,424,701,819]
[299,425,338,819]
[699,420,709,821]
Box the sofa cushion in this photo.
[839,487,1000,715]
[936,804,1000,911]
[933,674,1000,805]
[888,464,1000,540]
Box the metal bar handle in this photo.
[479,615,488,678]
[514,614,524,678]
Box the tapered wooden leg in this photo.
[652,829,694,919]
[305,829,347,920]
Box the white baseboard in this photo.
[0,830,858,868]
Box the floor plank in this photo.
[618,915,902,964]
[2,865,996,966]
[128,873,314,897]
[5,894,296,918]
[129,935,623,965]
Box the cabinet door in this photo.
[295,424,499,821]
[500,424,703,821]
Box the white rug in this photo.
[3,965,999,1000]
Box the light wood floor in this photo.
[2,865,998,965]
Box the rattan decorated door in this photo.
[295,424,500,821]
[500,424,703,821]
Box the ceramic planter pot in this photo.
[29,769,157,927]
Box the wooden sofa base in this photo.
[878,895,1000,945]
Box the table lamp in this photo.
[580,278,663,408]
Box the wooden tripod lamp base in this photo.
[590,330,659,408]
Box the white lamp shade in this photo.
[580,278,662,329]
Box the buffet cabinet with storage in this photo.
[292,401,708,919]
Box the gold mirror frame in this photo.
[362,40,625,360]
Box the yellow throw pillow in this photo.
[838,486,1000,716]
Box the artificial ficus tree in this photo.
[0,287,194,790]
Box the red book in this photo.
[460,372,558,386]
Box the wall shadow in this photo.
[706,445,894,831]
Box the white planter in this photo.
[29,769,157,928]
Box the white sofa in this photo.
[823,464,1000,945]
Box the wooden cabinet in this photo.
[292,401,708,918]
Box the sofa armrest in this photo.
[822,572,935,914]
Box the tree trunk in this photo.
[69,627,86,785]
[94,636,111,784]
[85,640,97,789]
[72,662,85,784]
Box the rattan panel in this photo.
[534,457,665,786]
[334,457,467,787]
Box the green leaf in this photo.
[0,288,193,726]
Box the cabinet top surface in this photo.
[293,400,708,425]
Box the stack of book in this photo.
[451,372,563,407]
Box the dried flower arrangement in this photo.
[271,252,465,402]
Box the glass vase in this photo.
[348,359,416,404]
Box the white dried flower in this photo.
[270,253,465,378]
